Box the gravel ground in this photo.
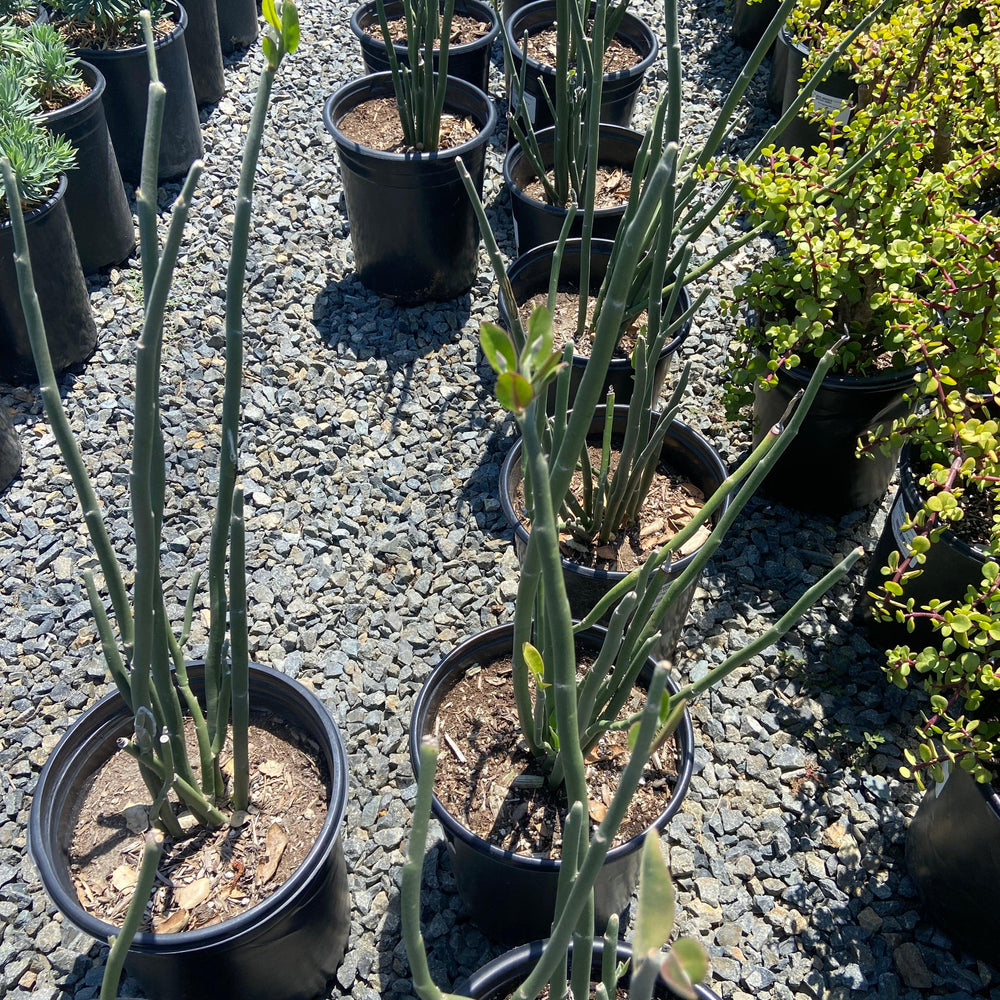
[1,0,998,998]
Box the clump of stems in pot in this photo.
[376,0,455,151]
[1,3,299,991]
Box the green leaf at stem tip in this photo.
[496,371,533,415]
[523,305,554,366]
[262,0,279,30]
[480,322,517,374]
[262,34,277,65]
[633,833,675,958]
[523,641,544,680]
[281,0,300,52]
[660,939,709,1000]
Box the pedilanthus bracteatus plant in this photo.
[376,0,455,151]
[1,4,299,989]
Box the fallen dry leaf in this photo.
[678,524,712,557]
[110,864,138,892]
[589,799,608,823]
[154,910,190,934]
[258,760,285,778]
[257,823,289,885]
[174,877,211,910]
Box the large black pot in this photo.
[182,0,226,104]
[861,444,992,640]
[216,0,259,53]
[350,0,501,94]
[71,0,204,184]
[0,404,21,492]
[498,239,692,409]
[28,664,351,1000]
[457,940,723,1000]
[752,360,917,516]
[0,176,97,384]
[501,407,729,661]
[906,765,1000,969]
[731,0,781,50]
[773,25,856,151]
[37,61,135,274]
[504,124,642,254]
[409,622,695,944]
[506,1,658,130]
[324,72,496,305]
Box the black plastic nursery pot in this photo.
[182,0,226,104]
[38,61,135,275]
[860,444,992,640]
[409,622,695,945]
[500,407,729,662]
[731,0,781,50]
[504,124,643,254]
[457,940,723,1000]
[0,176,98,384]
[28,664,351,1000]
[0,404,21,492]
[774,25,856,151]
[906,765,1000,969]
[751,360,917,516]
[506,1,658,131]
[71,0,204,184]
[351,0,501,94]
[216,0,259,53]
[498,238,692,409]
[324,72,496,305]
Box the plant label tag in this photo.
[889,494,916,552]
[512,88,538,124]
[811,90,851,125]
[512,214,520,249]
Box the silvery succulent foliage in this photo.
[19,23,84,105]
[0,0,36,22]
[0,107,74,210]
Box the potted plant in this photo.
[7,20,134,272]
[216,0,258,54]
[5,6,351,998]
[350,0,500,94]
[721,106,1000,515]
[324,0,496,304]
[46,0,203,183]
[0,90,96,382]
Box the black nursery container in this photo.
[731,0,781,50]
[0,176,97,384]
[350,0,500,94]
[498,239,692,408]
[504,124,643,253]
[409,623,695,944]
[752,360,916,516]
[506,1,658,130]
[73,0,204,184]
[28,664,351,1000]
[182,0,226,104]
[38,61,135,274]
[500,408,729,662]
[0,404,21,492]
[216,0,259,53]
[773,25,856,151]
[324,72,496,305]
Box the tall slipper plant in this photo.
[4,3,312,997]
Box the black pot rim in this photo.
[458,940,723,1000]
[65,0,186,57]
[350,0,501,57]
[409,621,696,873]
[503,123,643,222]
[502,238,693,367]
[323,71,497,163]
[1,173,67,231]
[499,406,729,586]
[898,444,994,563]
[36,61,106,126]
[773,357,920,394]
[27,662,349,953]
[505,0,658,82]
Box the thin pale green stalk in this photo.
[100,830,163,1000]
[138,12,165,304]
[377,0,415,146]
[230,486,250,811]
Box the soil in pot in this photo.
[429,648,686,858]
[522,24,643,74]
[363,11,489,46]
[67,710,328,934]
[336,96,480,152]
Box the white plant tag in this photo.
[812,90,851,125]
